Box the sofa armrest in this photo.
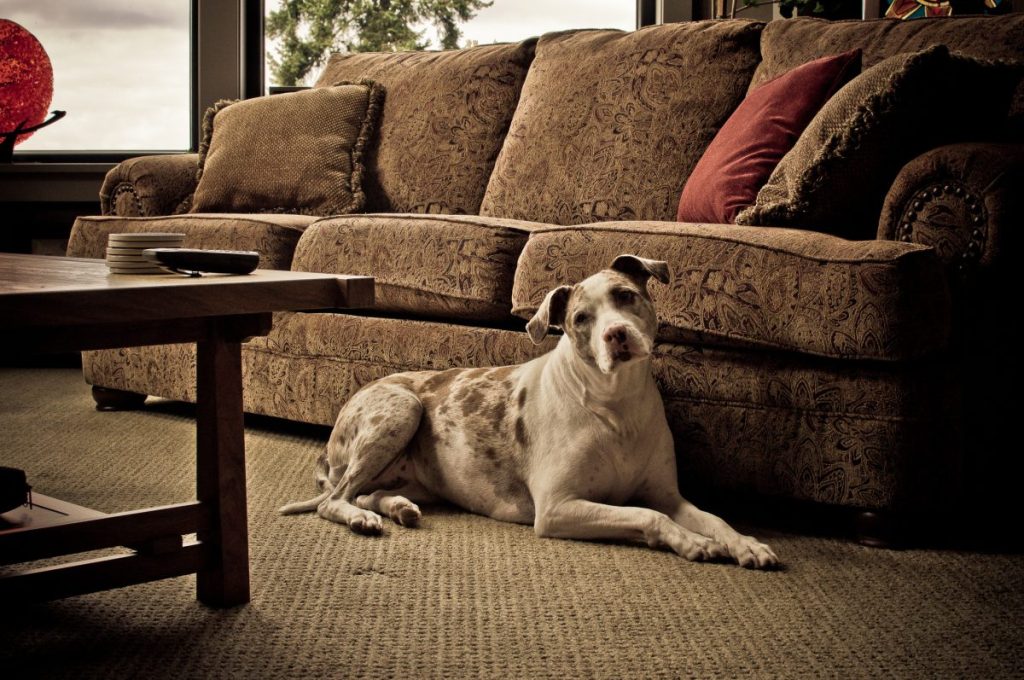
[100,154,199,217]
[877,143,1023,279]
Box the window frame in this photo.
[9,0,680,165]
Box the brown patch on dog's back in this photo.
[460,388,485,417]
[486,399,506,426]
[420,369,461,400]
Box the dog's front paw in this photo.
[730,536,779,569]
[663,527,725,563]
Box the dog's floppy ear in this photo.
[610,254,670,286]
[526,285,572,344]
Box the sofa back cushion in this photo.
[677,48,861,225]
[750,15,1024,120]
[736,47,1020,239]
[479,20,764,226]
[314,40,537,215]
[192,84,383,216]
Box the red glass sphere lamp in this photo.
[0,19,65,162]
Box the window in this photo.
[443,1,636,46]
[8,0,191,153]
[264,0,637,89]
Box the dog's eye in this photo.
[613,289,636,306]
[573,311,591,326]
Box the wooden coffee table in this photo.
[0,254,373,607]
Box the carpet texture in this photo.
[2,367,1023,679]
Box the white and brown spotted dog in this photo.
[280,255,778,569]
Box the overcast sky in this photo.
[7,0,191,151]
[6,1,633,152]
[410,1,634,49]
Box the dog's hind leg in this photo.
[316,383,423,535]
[356,479,435,528]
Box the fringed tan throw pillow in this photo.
[191,81,384,216]
[735,46,1019,239]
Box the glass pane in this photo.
[7,0,190,152]
[265,0,635,88]
[453,1,635,46]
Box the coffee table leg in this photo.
[195,332,250,607]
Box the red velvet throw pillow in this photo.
[677,48,862,224]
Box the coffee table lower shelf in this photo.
[0,493,218,602]
[2,494,106,529]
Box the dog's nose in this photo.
[603,325,628,346]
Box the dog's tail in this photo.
[278,490,331,515]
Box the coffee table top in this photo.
[0,254,374,328]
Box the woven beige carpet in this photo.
[1,368,1023,679]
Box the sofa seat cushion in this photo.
[480,21,764,225]
[67,214,314,270]
[512,221,950,361]
[314,40,537,215]
[292,213,544,321]
[750,15,1024,120]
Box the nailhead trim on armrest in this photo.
[895,181,987,278]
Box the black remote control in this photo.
[143,248,260,275]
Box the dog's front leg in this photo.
[534,499,728,562]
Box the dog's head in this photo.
[526,255,669,374]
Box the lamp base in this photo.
[0,110,65,163]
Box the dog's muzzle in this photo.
[603,325,633,362]
[601,323,650,367]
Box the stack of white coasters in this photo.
[106,233,185,274]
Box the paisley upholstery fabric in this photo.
[512,221,950,361]
[81,312,957,511]
[314,40,537,215]
[292,214,544,321]
[100,154,199,217]
[736,47,1020,240]
[750,15,1024,120]
[656,344,959,511]
[192,83,384,216]
[75,16,1011,521]
[479,21,764,225]
[67,214,313,270]
[82,312,554,427]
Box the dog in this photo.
[280,255,778,569]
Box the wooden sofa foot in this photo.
[854,510,904,549]
[92,386,147,411]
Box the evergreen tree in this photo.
[267,0,492,86]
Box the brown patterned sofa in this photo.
[67,16,1024,544]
